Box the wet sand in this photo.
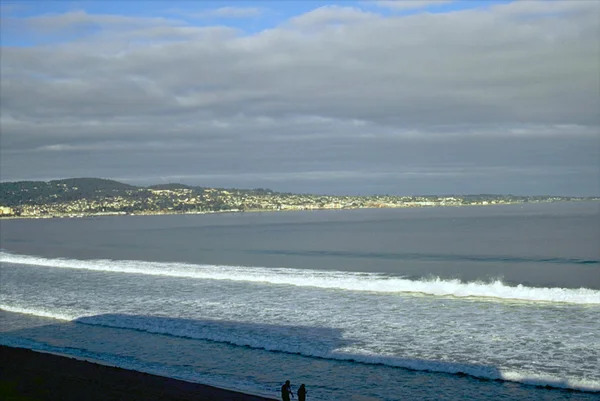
[0,346,278,401]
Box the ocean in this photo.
[1,202,599,400]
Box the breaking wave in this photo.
[1,308,598,393]
[2,252,599,304]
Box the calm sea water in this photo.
[1,202,599,400]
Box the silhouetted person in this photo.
[281,380,294,401]
[297,383,307,401]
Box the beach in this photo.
[0,346,278,401]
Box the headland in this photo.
[1,178,596,219]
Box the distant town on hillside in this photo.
[0,178,597,218]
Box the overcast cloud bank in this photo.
[1,1,598,195]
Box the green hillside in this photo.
[0,178,140,206]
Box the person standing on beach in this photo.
[297,384,307,401]
[281,380,294,401]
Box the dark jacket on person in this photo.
[281,382,293,401]
[297,384,307,401]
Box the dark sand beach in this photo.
[0,346,278,401]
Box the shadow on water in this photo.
[72,313,360,356]
[1,310,597,401]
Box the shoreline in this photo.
[0,345,278,401]
[1,199,595,220]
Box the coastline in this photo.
[0,345,278,401]
[1,199,596,220]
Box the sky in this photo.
[1,0,599,196]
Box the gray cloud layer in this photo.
[1,1,599,195]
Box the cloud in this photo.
[1,1,598,195]
[179,6,263,19]
[490,0,598,16]
[289,6,377,27]
[371,1,454,11]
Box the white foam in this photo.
[1,305,599,393]
[2,252,599,304]
[0,304,80,321]
[75,315,600,393]
[500,371,600,393]
[5,308,598,393]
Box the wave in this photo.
[0,304,79,321]
[250,249,599,265]
[2,252,599,304]
[1,308,598,393]
[59,315,600,393]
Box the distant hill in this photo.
[147,183,193,191]
[0,178,279,208]
[0,178,140,206]
[1,177,594,217]
[51,178,138,191]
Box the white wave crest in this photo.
[0,304,79,321]
[500,371,600,393]
[2,252,599,304]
